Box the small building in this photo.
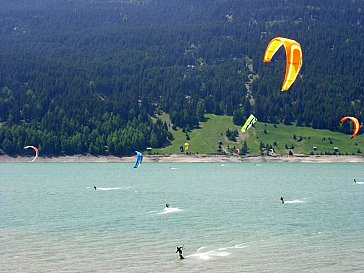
[313,146,317,150]
[333,147,339,151]
[146,147,152,151]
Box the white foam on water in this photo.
[232,243,248,249]
[285,199,305,204]
[197,246,207,252]
[187,250,231,260]
[148,210,158,214]
[211,251,231,257]
[96,187,123,191]
[355,182,364,185]
[170,167,179,170]
[186,243,248,261]
[157,207,182,214]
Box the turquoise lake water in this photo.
[1,162,363,272]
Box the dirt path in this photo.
[244,56,259,106]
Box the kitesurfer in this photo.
[354,179,357,183]
[94,186,97,190]
[176,246,184,259]
[280,196,284,204]
[166,203,170,208]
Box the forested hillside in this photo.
[0,0,363,156]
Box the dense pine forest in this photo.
[0,0,364,156]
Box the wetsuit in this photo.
[280,197,284,204]
[176,247,184,259]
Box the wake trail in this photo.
[157,207,183,214]
[94,187,124,191]
[284,199,306,204]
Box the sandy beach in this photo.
[1,154,364,163]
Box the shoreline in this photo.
[1,154,364,163]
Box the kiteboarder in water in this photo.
[176,246,184,259]
[166,203,170,208]
[280,196,284,204]
[354,179,357,183]
[94,186,97,190]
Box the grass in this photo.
[249,122,364,156]
[152,114,243,155]
[151,114,364,156]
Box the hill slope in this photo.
[1,0,363,156]
[153,114,364,156]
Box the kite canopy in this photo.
[133,151,143,168]
[184,143,189,151]
[24,145,39,162]
[241,114,257,133]
[263,37,303,91]
[339,116,361,138]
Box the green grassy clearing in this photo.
[249,122,364,156]
[151,114,364,156]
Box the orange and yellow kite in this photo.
[339,116,361,138]
[263,37,303,91]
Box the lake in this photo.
[1,163,363,272]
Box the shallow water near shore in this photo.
[1,163,363,272]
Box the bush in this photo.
[226,128,239,141]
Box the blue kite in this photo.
[134,151,143,168]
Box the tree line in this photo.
[1,0,363,155]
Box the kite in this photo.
[263,37,303,91]
[241,114,257,133]
[133,151,143,168]
[184,143,189,151]
[339,116,361,138]
[24,146,39,162]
